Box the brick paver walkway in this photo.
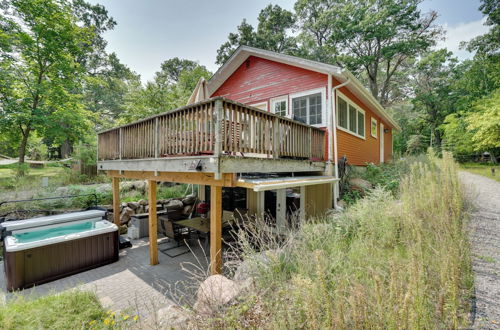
[0,237,209,318]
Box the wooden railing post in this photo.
[273,117,281,159]
[308,127,312,159]
[214,99,223,157]
[154,117,159,158]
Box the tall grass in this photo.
[211,152,472,328]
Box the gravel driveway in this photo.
[459,171,500,329]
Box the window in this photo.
[271,96,288,117]
[336,93,365,138]
[371,118,378,138]
[291,90,324,125]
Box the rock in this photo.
[158,198,172,205]
[120,207,135,225]
[127,201,140,210]
[337,200,347,209]
[159,182,175,188]
[141,304,192,329]
[121,202,128,209]
[119,225,128,235]
[133,180,147,192]
[165,199,184,210]
[234,249,281,282]
[120,181,134,192]
[182,204,193,215]
[348,178,373,192]
[138,199,148,206]
[182,194,197,205]
[194,275,243,315]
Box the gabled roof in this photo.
[207,45,400,130]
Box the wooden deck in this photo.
[97,97,326,175]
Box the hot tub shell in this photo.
[2,211,119,291]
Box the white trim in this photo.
[290,87,326,127]
[371,117,378,138]
[336,91,366,140]
[380,123,385,163]
[270,95,288,117]
[250,101,268,111]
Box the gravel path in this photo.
[459,171,500,329]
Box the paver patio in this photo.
[0,236,210,318]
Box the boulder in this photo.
[154,305,192,329]
[159,182,175,188]
[120,181,134,192]
[348,178,373,193]
[234,249,281,282]
[194,275,243,315]
[158,198,172,205]
[165,199,184,210]
[182,204,193,215]
[120,207,135,225]
[133,180,147,192]
[119,225,128,235]
[138,199,148,206]
[127,201,140,210]
[181,194,197,205]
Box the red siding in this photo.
[212,56,328,108]
[211,56,393,166]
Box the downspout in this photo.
[329,75,351,208]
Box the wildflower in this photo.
[89,320,96,326]
[122,314,130,321]
[104,318,110,325]
[133,315,139,322]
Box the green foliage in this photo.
[212,153,472,328]
[119,60,212,123]
[216,4,296,65]
[0,290,137,329]
[73,140,97,166]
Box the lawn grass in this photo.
[0,290,139,329]
[1,291,105,329]
[460,163,500,182]
[212,152,473,328]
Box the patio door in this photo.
[380,123,385,163]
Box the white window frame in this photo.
[290,87,326,127]
[250,101,268,111]
[336,91,366,140]
[270,95,288,117]
[371,117,378,138]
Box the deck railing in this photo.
[98,97,326,161]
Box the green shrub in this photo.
[212,152,472,329]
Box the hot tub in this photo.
[1,211,119,291]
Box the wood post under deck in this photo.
[148,180,158,265]
[112,177,120,226]
[210,185,222,274]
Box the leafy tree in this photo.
[120,61,212,123]
[295,0,442,106]
[411,50,460,148]
[465,90,500,161]
[465,0,499,55]
[216,4,296,64]
[0,0,95,171]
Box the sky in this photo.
[88,0,489,83]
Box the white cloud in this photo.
[436,17,490,59]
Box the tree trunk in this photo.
[18,125,31,176]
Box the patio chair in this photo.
[158,216,191,257]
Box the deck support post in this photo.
[148,180,159,265]
[210,185,222,274]
[112,177,120,226]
